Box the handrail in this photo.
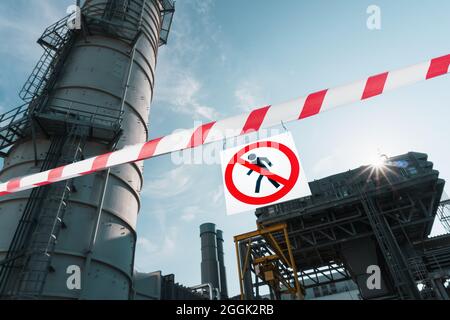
[0,103,29,130]
[81,0,174,45]
[44,97,124,127]
[49,97,124,114]
[0,95,124,133]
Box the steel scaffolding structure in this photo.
[234,223,304,300]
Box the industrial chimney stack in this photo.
[200,223,229,299]
[200,223,221,297]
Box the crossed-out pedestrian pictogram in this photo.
[224,141,300,205]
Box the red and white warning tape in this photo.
[1,54,449,196]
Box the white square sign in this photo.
[220,132,311,215]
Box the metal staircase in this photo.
[0,1,174,157]
[0,12,123,157]
[3,125,88,299]
[0,104,31,156]
[357,184,422,299]
[0,14,77,158]
[20,15,74,103]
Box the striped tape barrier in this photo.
[0,54,449,196]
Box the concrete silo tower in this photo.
[0,0,174,299]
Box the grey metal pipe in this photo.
[79,168,110,299]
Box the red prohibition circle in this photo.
[225,141,300,205]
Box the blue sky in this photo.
[1,0,450,297]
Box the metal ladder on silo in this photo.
[8,125,88,299]
[357,184,421,300]
[0,135,66,299]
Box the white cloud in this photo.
[136,227,179,261]
[142,166,192,198]
[194,104,219,120]
[312,154,336,177]
[0,0,69,63]
[136,237,158,254]
[151,0,224,122]
[155,72,219,120]
[181,212,196,222]
[190,0,214,15]
[179,188,223,222]
[180,205,201,222]
[210,186,224,206]
[161,226,178,254]
[171,76,201,106]
[0,0,72,106]
[234,81,265,112]
[311,150,360,179]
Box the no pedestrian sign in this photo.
[220,132,311,215]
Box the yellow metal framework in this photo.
[234,223,305,300]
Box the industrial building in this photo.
[133,271,206,300]
[0,0,175,299]
[235,152,450,300]
[130,223,229,300]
